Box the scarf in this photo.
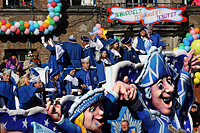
[64,74,79,86]
[111,49,121,57]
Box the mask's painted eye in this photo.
[158,82,164,90]
[167,78,172,85]
[89,106,96,112]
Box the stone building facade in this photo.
[0,0,198,64]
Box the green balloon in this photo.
[33,23,40,29]
[11,22,14,26]
[20,32,24,36]
[54,6,61,13]
[49,20,55,26]
[1,31,4,35]
[49,31,52,34]
[179,46,185,49]
[186,33,191,38]
[57,3,62,7]
[117,37,121,42]
[29,31,33,36]
[19,20,24,26]
[179,43,185,47]
[55,13,60,16]
[20,26,25,32]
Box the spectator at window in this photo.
[23,51,37,75]
[6,52,23,74]
[64,65,81,95]
[75,56,99,94]
[32,51,41,67]
[0,56,9,72]
[120,37,140,63]
[120,120,135,133]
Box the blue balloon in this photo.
[183,38,188,43]
[14,21,17,24]
[93,26,99,32]
[188,36,193,41]
[184,41,190,46]
[48,0,53,3]
[54,0,60,3]
[48,25,54,31]
[10,32,14,36]
[29,25,35,32]
[39,32,43,35]
[49,12,55,18]
[48,7,54,12]
[185,46,190,52]
[196,34,200,39]
[28,20,34,25]
[44,29,49,35]
[55,20,61,25]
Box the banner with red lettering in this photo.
[107,6,187,25]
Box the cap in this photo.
[69,35,76,40]
[81,56,90,63]
[3,56,9,60]
[146,23,153,29]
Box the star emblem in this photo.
[182,111,186,116]
[44,118,49,127]
[13,116,17,122]
[22,118,28,129]
[2,121,8,129]
[172,58,178,65]
[131,79,133,82]
[53,127,57,131]
[184,121,186,125]
[128,69,132,74]
[187,128,190,132]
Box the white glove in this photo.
[48,38,53,47]
[140,50,146,55]
[41,36,45,44]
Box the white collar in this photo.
[111,49,121,57]
[64,75,79,86]
[101,59,111,65]
[84,44,90,50]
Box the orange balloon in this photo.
[195,28,200,34]
[100,28,105,31]
[5,23,11,28]
[24,22,30,28]
[100,35,105,38]
[42,22,49,29]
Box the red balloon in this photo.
[51,2,57,7]
[15,28,20,35]
[1,20,6,25]
[39,26,45,32]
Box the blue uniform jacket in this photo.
[136,37,145,51]
[120,47,140,63]
[83,46,96,66]
[150,33,166,48]
[108,50,122,65]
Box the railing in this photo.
[96,3,187,28]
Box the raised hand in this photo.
[46,98,62,122]
[182,49,200,73]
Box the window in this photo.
[126,0,155,7]
[67,0,95,6]
[3,0,33,8]
[5,49,36,64]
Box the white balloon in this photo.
[59,14,62,19]
[14,22,20,28]
[38,21,43,26]
[5,29,11,35]
[34,29,40,35]
[53,25,57,30]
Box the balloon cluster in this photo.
[174,27,200,52]
[92,23,121,41]
[194,72,200,84]
[0,0,62,36]
[92,23,107,39]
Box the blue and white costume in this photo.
[62,35,83,68]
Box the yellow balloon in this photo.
[173,48,178,51]
[103,30,107,36]
[44,20,50,25]
[47,15,53,21]
[191,39,200,55]
[195,72,200,78]
[194,78,200,84]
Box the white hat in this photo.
[81,56,90,63]
[89,30,98,36]
[30,75,41,83]
[146,23,153,29]
[3,68,12,75]
[69,35,76,40]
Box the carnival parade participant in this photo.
[23,51,37,75]
[121,37,140,63]
[64,65,80,95]
[75,56,99,94]
[108,38,122,64]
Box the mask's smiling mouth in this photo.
[160,95,172,107]
[95,118,104,126]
